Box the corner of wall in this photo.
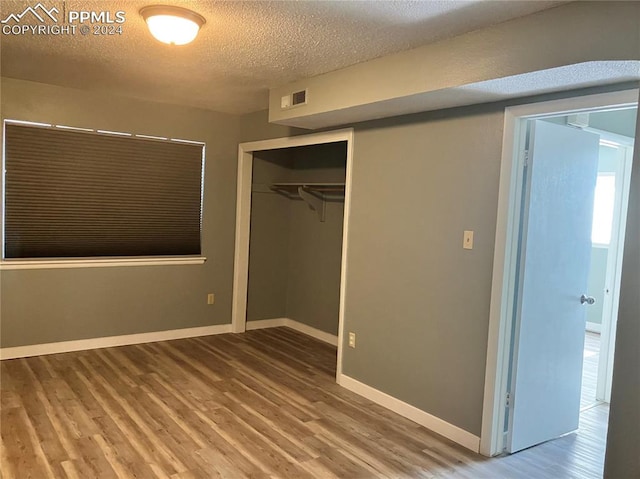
[239,109,306,143]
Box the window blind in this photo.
[4,123,204,259]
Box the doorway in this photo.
[232,129,354,382]
[502,112,634,456]
[480,90,638,462]
[245,143,347,348]
[584,127,634,408]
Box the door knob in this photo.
[581,294,596,305]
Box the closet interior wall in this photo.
[247,142,347,335]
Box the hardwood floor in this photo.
[1,327,607,478]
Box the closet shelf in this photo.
[269,183,345,222]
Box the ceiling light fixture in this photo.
[140,5,206,46]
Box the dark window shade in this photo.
[4,124,204,259]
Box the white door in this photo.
[507,120,601,453]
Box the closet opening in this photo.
[232,130,354,382]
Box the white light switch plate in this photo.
[463,230,474,250]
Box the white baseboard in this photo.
[246,318,288,330]
[1,318,338,360]
[339,374,481,453]
[586,322,602,334]
[284,319,339,346]
[246,317,339,346]
[0,324,233,360]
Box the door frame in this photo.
[593,138,634,403]
[232,128,354,383]
[479,89,639,457]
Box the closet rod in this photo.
[269,182,346,222]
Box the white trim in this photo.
[479,104,527,457]
[246,318,339,346]
[283,319,339,346]
[239,129,354,153]
[96,129,132,137]
[597,144,634,403]
[246,318,288,330]
[336,132,355,382]
[480,89,639,457]
[231,129,354,384]
[0,256,206,270]
[0,324,232,360]
[586,322,602,334]
[231,145,253,334]
[340,374,481,453]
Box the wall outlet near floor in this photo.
[207,293,215,305]
[348,332,356,348]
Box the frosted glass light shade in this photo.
[141,6,205,46]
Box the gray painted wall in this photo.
[590,108,638,138]
[339,95,639,439]
[240,109,303,143]
[286,145,346,335]
[604,106,640,479]
[0,78,241,347]
[247,143,346,335]
[341,105,503,436]
[246,150,293,321]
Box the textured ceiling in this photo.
[0,0,566,115]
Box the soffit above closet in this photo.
[271,61,640,129]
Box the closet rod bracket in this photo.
[298,186,326,222]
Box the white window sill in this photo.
[0,256,206,270]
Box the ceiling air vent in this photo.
[280,89,308,110]
[292,89,307,106]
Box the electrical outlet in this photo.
[207,293,215,305]
[348,332,356,348]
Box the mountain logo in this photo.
[1,3,59,24]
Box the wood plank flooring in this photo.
[1,327,608,478]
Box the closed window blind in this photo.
[3,123,204,259]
